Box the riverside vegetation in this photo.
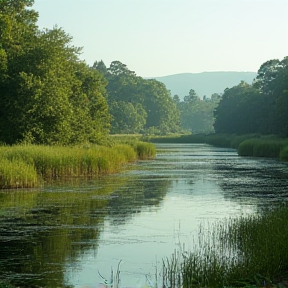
[149,133,288,287]
[0,141,156,189]
[150,133,288,162]
[162,204,288,288]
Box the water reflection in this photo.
[107,177,171,226]
[0,187,107,287]
[0,144,288,288]
[0,173,171,287]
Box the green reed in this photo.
[108,137,156,160]
[0,142,154,189]
[162,205,288,288]
[0,158,38,189]
[238,138,288,158]
[151,133,288,160]
[280,145,288,161]
[128,141,156,159]
[150,133,262,149]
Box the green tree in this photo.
[173,94,180,105]
[0,0,38,56]
[92,60,108,76]
[214,81,262,134]
[141,79,180,134]
[0,0,40,143]
[93,60,146,134]
[177,89,216,133]
[262,57,288,136]
[0,2,111,144]
[72,62,111,143]
[109,101,146,134]
[253,59,281,94]
[183,89,200,103]
[93,60,181,134]
[250,56,288,136]
[211,93,222,103]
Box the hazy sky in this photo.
[33,0,288,77]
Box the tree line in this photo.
[173,89,221,134]
[0,0,182,145]
[92,60,181,135]
[0,0,287,146]
[214,57,288,137]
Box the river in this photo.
[0,143,288,288]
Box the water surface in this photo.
[1,143,288,288]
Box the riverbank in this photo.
[148,134,288,287]
[162,204,288,288]
[0,141,156,189]
[149,133,288,161]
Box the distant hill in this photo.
[151,71,257,100]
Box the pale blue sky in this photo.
[33,0,288,77]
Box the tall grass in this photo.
[280,145,288,161]
[0,141,155,189]
[149,133,261,149]
[150,133,288,160]
[0,158,38,189]
[238,138,288,158]
[127,141,156,159]
[162,205,288,288]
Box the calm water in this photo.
[1,143,288,288]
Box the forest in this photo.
[214,58,288,137]
[0,0,288,146]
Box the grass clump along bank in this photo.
[0,141,156,189]
[163,205,288,288]
[150,133,288,161]
[238,138,288,158]
[149,133,262,149]
[0,158,38,189]
[280,145,288,161]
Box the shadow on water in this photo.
[0,187,106,288]
[0,174,171,288]
[106,177,172,226]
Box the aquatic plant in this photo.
[149,133,261,149]
[280,145,288,161]
[238,138,288,158]
[150,133,288,160]
[98,260,122,288]
[162,205,288,288]
[0,158,38,189]
[129,141,156,159]
[0,142,155,189]
[108,138,156,160]
[97,260,156,288]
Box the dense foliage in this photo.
[92,60,181,135]
[0,141,155,189]
[214,57,288,136]
[0,0,110,145]
[174,89,220,133]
